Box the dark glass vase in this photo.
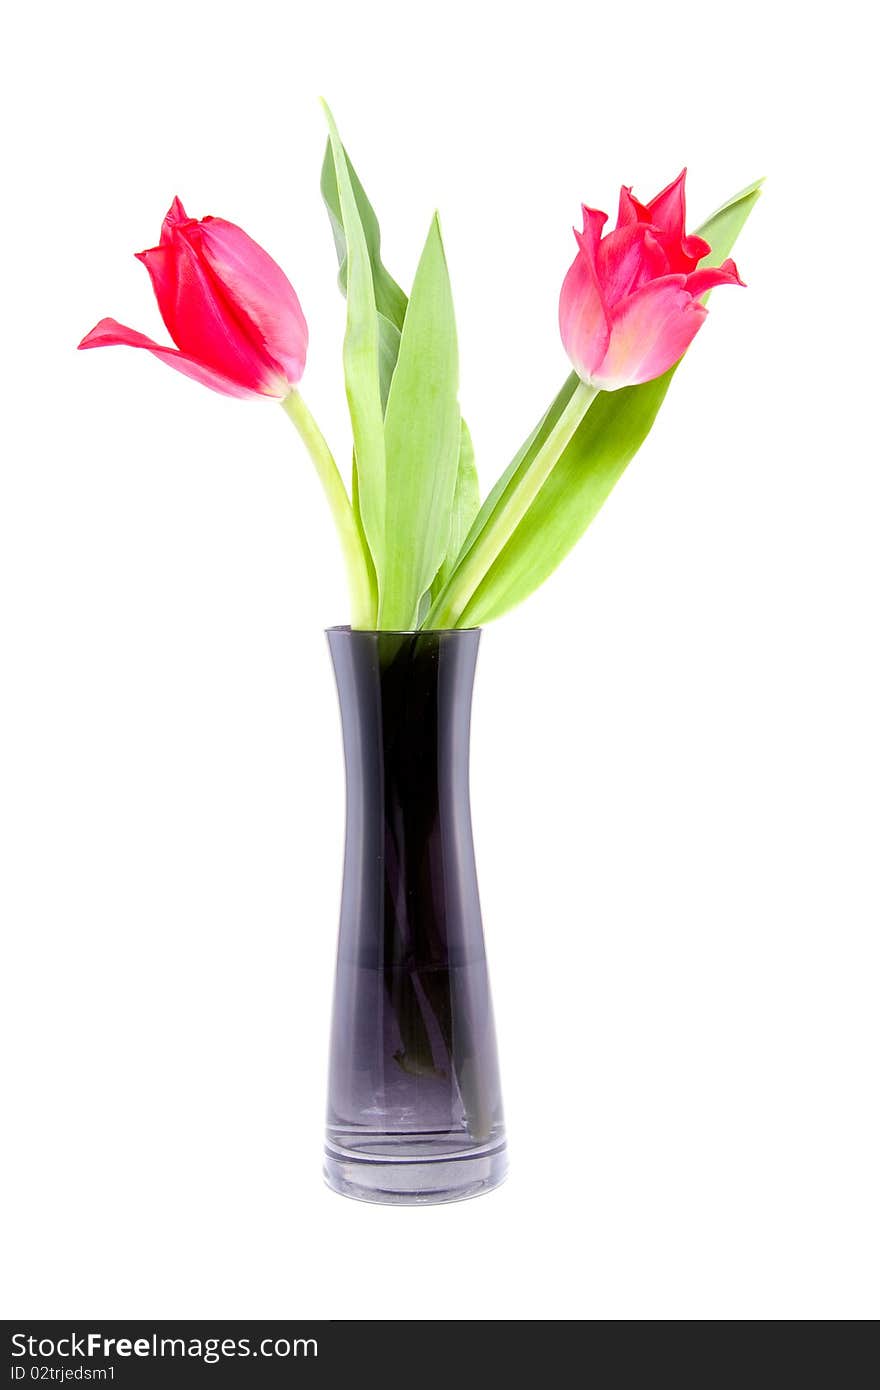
[324,627,507,1205]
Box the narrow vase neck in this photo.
[327,626,482,969]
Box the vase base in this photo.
[324,1135,508,1206]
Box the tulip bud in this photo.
[559,170,743,392]
[79,198,308,399]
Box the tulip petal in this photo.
[646,169,688,238]
[193,217,308,385]
[685,257,745,298]
[637,170,709,272]
[594,277,707,389]
[559,225,610,383]
[616,185,650,230]
[136,236,287,395]
[577,204,608,254]
[161,197,190,244]
[134,246,178,336]
[77,318,261,398]
[682,232,712,264]
[652,228,709,275]
[597,223,669,307]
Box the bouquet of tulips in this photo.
[78,104,761,1206]
[80,105,759,631]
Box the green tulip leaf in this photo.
[321,133,480,624]
[321,103,387,612]
[433,419,481,595]
[377,314,401,412]
[421,418,482,617]
[439,178,763,628]
[320,139,408,332]
[350,461,378,619]
[380,215,461,630]
[697,177,765,270]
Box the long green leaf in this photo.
[377,314,401,412]
[346,311,396,619]
[320,140,408,331]
[321,137,480,611]
[322,104,386,608]
[380,215,461,629]
[350,462,378,620]
[434,420,480,594]
[445,178,763,627]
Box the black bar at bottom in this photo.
[4,1320,586,1387]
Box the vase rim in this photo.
[326,624,481,637]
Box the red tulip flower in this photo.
[79,198,308,399]
[559,170,743,391]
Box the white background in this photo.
[1,0,877,1322]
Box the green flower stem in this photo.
[281,389,374,628]
[426,379,600,628]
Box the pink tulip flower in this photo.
[79,199,308,399]
[559,170,743,391]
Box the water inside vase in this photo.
[326,957,504,1158]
